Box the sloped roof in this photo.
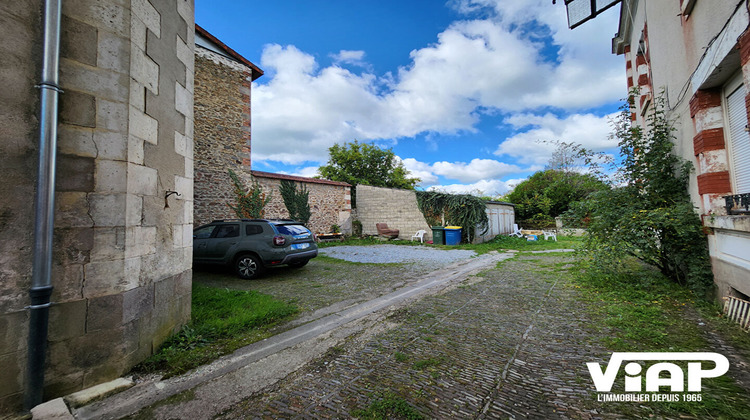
[195,24,264,81]
[252,170,351,187]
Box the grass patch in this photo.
[352,392,424,420]
[319,233,582,255]
[571,257,750,418]
[133,284,298,377]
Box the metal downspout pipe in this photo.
[25,0,62,410]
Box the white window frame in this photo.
[722,72,750,194]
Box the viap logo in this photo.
[587,352,729,403]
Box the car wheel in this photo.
[288,259,309,268]
[235,254,263,279]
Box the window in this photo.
[724,74,750,193]
[246,224,263,235]
[193,225,216,239]
[275,224,310,236]
[214,224,239,238]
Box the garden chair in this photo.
[510,224,523,238]
[376,223,399,239]
[411,229,426,243]
[542,230,557,241]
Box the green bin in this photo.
[431,226,445,245]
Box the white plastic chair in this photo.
[510,224,523,238]
[412,229,426,243]
[542,230,557,241]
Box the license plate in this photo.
[291,243,310,250]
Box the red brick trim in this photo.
[697,171,731,195]
[739,29,750,66]
[251,170,351,187]
[689,89,722,117]
[637,73,649,86]
[693,128,726,155]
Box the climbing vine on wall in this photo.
[279,179,311,226]
[227,169,271,219]
[416,191,488,243]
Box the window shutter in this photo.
[726,84,750,193]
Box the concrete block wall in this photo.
[0,0,194,413]
[355,185,432,241]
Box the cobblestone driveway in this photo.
[216,253,640,419]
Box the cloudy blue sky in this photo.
[195,0,625,196]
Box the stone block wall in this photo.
[253,171,352,235]
[193,43,253,227]
[355,185,432,241]
[0,0,194,413]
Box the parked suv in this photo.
[193,219,318,279]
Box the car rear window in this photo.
[275,224,311,236]
[246,224,264,235]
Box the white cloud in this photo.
[431,159,521,183]
[495,112,618,165]
[401,158,440,185]
[251,0,625,175]
[427,179,517,196]
[402,157,524,188]
[330,50,368,67]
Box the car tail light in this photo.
[273,236,286,246]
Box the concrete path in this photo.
[73,252,513,419]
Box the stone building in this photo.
[193,24,263,226]
[193,26,352,232]
[610,1,750,300]
[252,171,352,235]
[1,0,194,413]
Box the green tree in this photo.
[505,169,608,221]
[278,179,311,225]
[227,169,271,219]
[318,140,420,206]
[569,95,712,294]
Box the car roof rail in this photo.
[211,218,268,223]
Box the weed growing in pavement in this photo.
[413,357,443,370]
[133,284,298,378]
[394,352,408,362]
[352,392,424,420]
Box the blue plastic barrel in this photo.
[444,226,462,245]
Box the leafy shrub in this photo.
[569,94,713,295]
[227,169,271,219]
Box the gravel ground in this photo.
[319,244,477,269]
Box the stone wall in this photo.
[253,171,352,235]
[355,185,432,241]
[0,0,194,413]
[193,43,253,227]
